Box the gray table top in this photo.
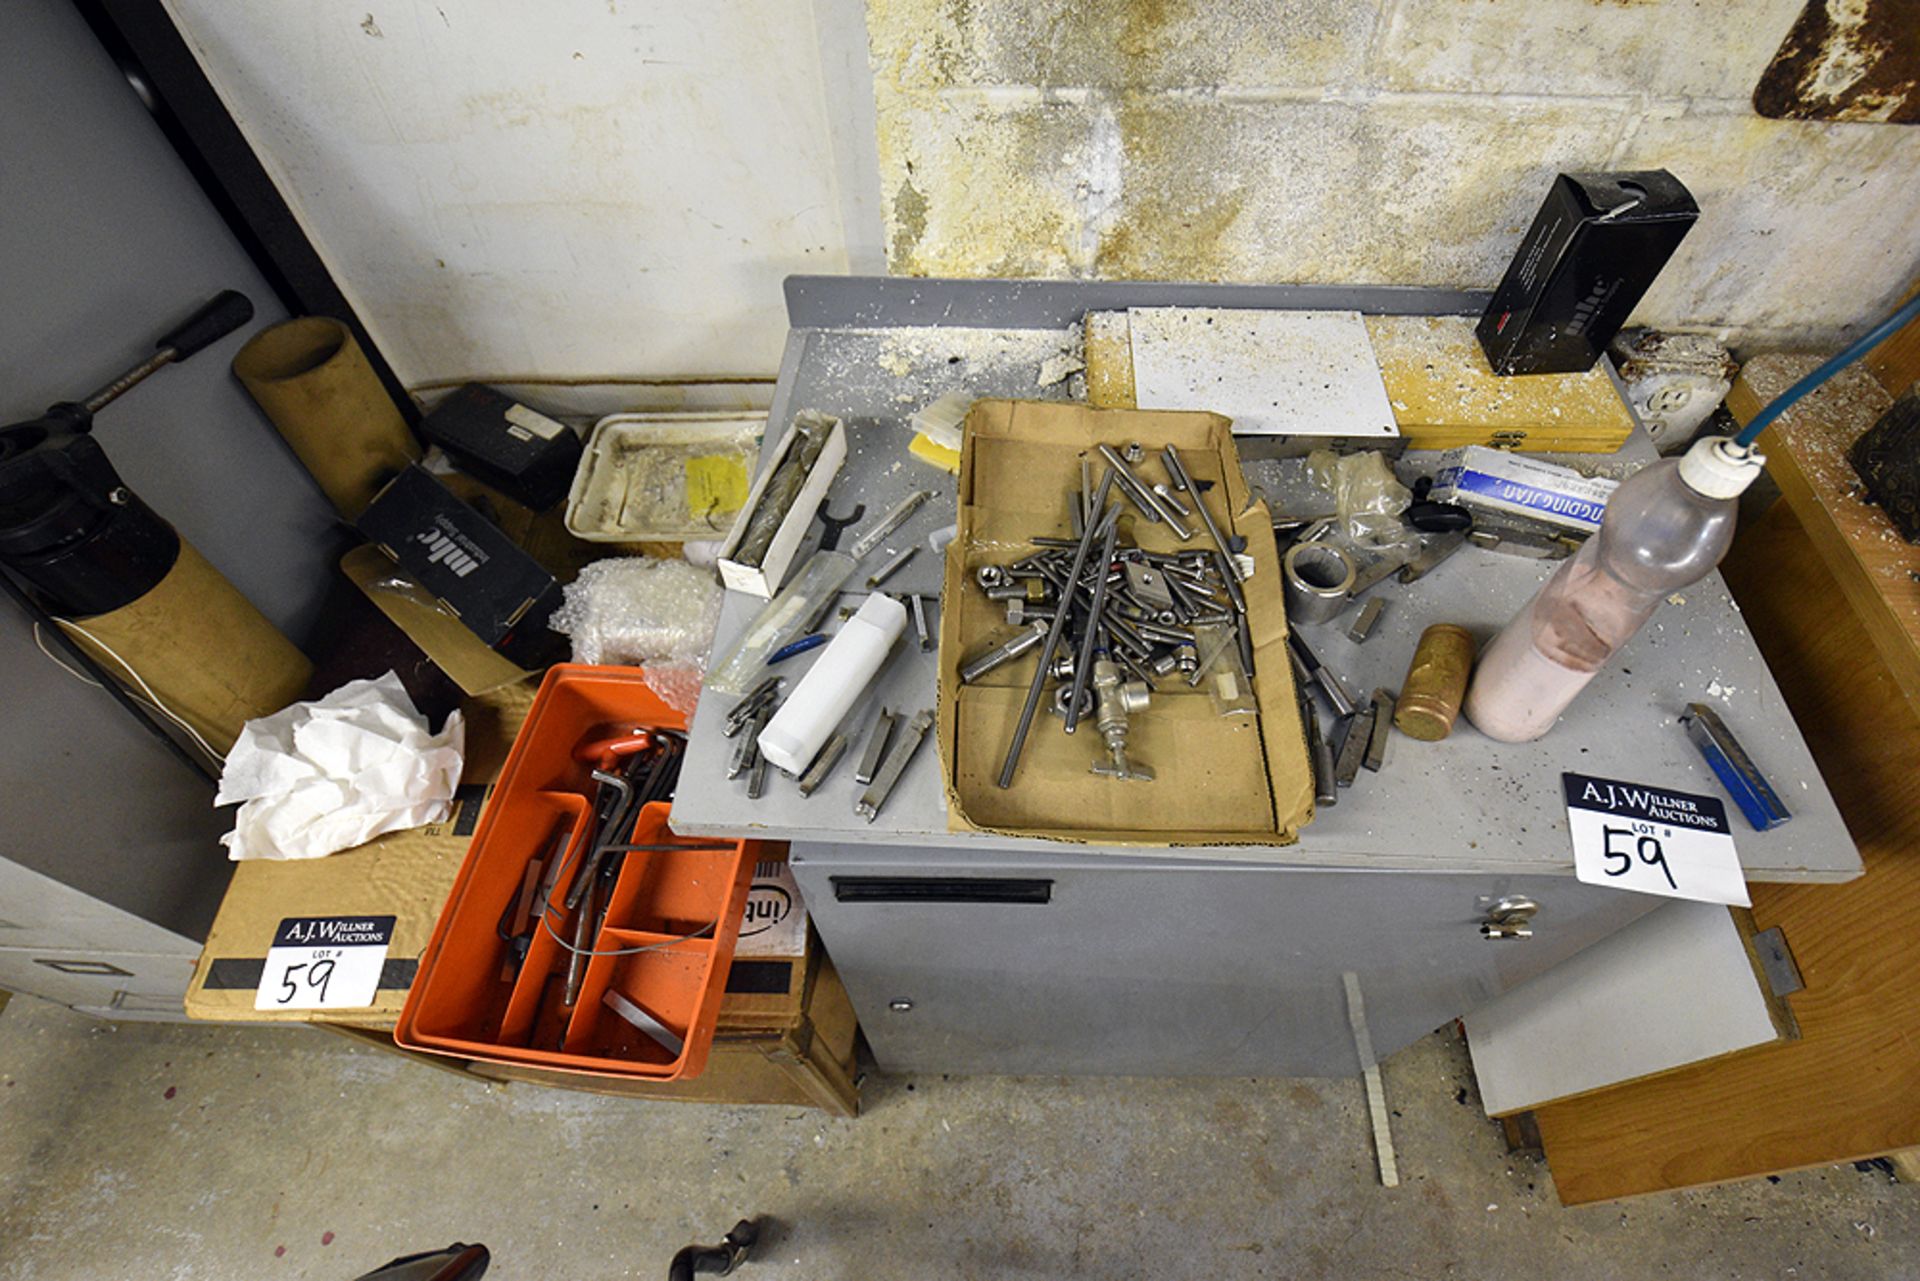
[671,293,1860,884]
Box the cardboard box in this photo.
[344,467,596,696]
[185,681,536,1025]
[734,856,809,959]
[937,400,1315,845]
[716,410,846,597]
[340,544,534,696]
[1430,445,1619,535]
[1477,171,1698,376]
[358,465,564,667]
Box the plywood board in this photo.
[1365,314,1634,452]
[1733,358,1920,716]
[1465,901,1786,1118]
[1083,310,1137,409]
[1086,310,1635,451]
[1127,307,1398,438]
[1867,285,1920,395]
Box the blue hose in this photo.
[1735,290,1920,447]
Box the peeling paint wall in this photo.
[160,1,872,389]
[869,0,1920,344]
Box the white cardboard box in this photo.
[716,411,846,597]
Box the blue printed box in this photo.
[1430,446,1618,535]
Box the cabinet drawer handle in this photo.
[831,877,1052,905]
[34,959,134,976]
[1480,896,1539,941]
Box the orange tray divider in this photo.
[395,664,764,1081]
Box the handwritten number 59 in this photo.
[1601,826,1678,891]
[272,957,337,1005]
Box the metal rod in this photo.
[1063,515,1120,736]
[856,708,897,785]
[910,593,933,652]
[866,545,918,588]
[1097,443,1193,537]
[1092,445,1163,524]
[796,732,849,797]
[998,504,1117,789]
[1165,446,1245,608]
[856,709,934,822]
[848,490,932,561]
[79,350,175,416]
[961,622,1047,684]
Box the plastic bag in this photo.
[1305,449,1413,552]
[548,556,723,714]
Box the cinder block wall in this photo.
[868,0,1920,345]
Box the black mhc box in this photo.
[357,465,562,662]
[418,383,583,511]
[1477,171,1698,376]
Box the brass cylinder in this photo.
[58,540,313,756]
[1394,623,1476,742]
[232,317,419,518]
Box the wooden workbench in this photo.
[1532,345,1920,1203]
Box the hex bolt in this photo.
[960,622,1049,684]
[1005,599,1056,626]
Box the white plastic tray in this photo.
[564,411,763,542]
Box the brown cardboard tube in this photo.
[59,540,313,756]
[232,317,419,518]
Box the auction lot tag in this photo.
[1563,773,1749,907]
[254,916,395,1011]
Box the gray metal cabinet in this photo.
[0,855,202,1020]
[0,1,340,1020]
[792,843,1657,1078]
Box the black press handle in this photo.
[157,290,254,361]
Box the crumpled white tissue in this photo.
[216,671,465,861]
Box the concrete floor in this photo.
[1,996,1914,1280]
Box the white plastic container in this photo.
[1463,436,1763,742]
[757,594,908,774]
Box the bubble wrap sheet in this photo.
[548,556,723,715]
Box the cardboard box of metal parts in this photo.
[184,682,537,1026]
[937,400,1315,845]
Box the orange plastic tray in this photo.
[395,665,760,1079]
